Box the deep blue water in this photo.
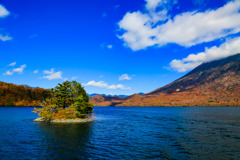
[0,107,240,160]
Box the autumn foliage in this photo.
[0,81,52,106]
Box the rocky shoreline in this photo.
[33,117,93,123]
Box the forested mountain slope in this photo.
[0,81,52,106]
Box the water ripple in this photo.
[0,107,240,159]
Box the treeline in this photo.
[0,81,52,106]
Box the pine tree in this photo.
[52,80,93,117]
[71,81,93,117]
[53,81,72,108]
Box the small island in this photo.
[33,81,94,123]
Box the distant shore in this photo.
[33,117,93,123]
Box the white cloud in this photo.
[44,71,62,80]
[0,5,12,42]
[108,84,131,90]
[119,74,131,80]
[4,64,26,75]
[33,70,39,74]
[145,0,163,11]
[170,37,240,72]
[118,11,157,51]
[84,80,131,90]
[170,60,201,72]
[0,35,12,41]
[3,70,13,75]
[0,5,9,18]
[43,68,63,80]
[13,64,26,74]
[7,62,16,67]
[118,0,240,50]
[84,81,108,88]
[43,68,54,74]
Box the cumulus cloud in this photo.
[0,5,9,18]
[4,64,26,75]
[146,0,178,12]
[7,62,16,67]
[43,68,54,74]
[84,81,108,88]
[118,0,240,50]
[43,68,63,80]
[84,80,131,90]
[170,37,240,72]
[119,74,131,80]
[0,5,12,42]
[4,71,13,75]
[146,0,165,11]
[108,84,131,90]
[33,70,39,74]
[118,11,158,50]
[13,64,26,74]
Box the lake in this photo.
[0,107,240,159]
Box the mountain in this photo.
[148,54,240,95]
[21,84,40,89]
[90,54,240,106]
[87,93,129,98]
[89,95,124,106]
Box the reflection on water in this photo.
[0,107,240,159]
[37,122,93,159]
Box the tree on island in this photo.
[33,81,94,122]
[53,81,72,109]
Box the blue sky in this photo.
[1,0,240,95]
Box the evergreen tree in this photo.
[53,81,72,108]
[70,81,93,117]
[52,80,93,117]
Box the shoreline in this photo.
[0,106,239,108]
[33,117,93,123]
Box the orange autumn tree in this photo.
[0,81,52,106]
